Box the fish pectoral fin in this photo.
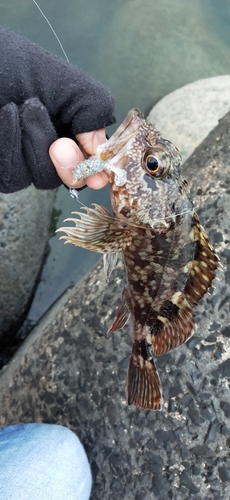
[127,342,163,410]
[57,203,132,253]
[149,293,195,356]
[107,286,131,335]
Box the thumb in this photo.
[49,137,85,188]
[49,132,110,189]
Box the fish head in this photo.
[97,108,190,227]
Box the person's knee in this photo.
[0,423,92,500]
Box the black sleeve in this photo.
[0,27,116,193]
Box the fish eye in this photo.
[142,147,170,178]
[145,155,160,174]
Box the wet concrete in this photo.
[0,111,230,499]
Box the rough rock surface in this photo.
[148,75,230,161]
[0,109,229,499]
[0,187,55,342]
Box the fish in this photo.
[57,108,220,410]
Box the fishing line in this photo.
[31,1,91,207]
[31,0,69,62]
[32,1,208,228]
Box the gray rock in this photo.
[219,359,230,378]
[0,186,55,342]
[0,110,230,498]
[221,425,230,436]
[148,75,230,161]
[180,470,199,494]
[205,420,220,443]
[0,95,230,500]
[221,325,230,338]
[220,401,230,420]
[218,465,230,483]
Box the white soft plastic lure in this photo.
[72,157,127,187]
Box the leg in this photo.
[0,423,92,500]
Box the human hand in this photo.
[49,129,109,190]
[0,27,115,194]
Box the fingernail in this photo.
[52,144,80,169]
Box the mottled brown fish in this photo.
[57,108,219,410]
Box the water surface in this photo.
[1,0,230,326]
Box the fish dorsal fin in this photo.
[183,213,220,304]
[57,204,134,253]
[107,286,131,335]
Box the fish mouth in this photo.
[97,108,144,162]
[71,109,144,185]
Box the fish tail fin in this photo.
[126,341,163,410]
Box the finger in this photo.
[75,129,110,188]
[49,133,110,189]
[76,129,106,155]
[49,138,86,188]
[85,170,109,190]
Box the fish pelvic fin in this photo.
[107,286,131,335]
[57,204,133,253]
[127,341,163,410]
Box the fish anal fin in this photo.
[185,213,220,304]
[107,286,131,335]
[57,204,133,253]
[127,341,163,410]
[149,293,195,356]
